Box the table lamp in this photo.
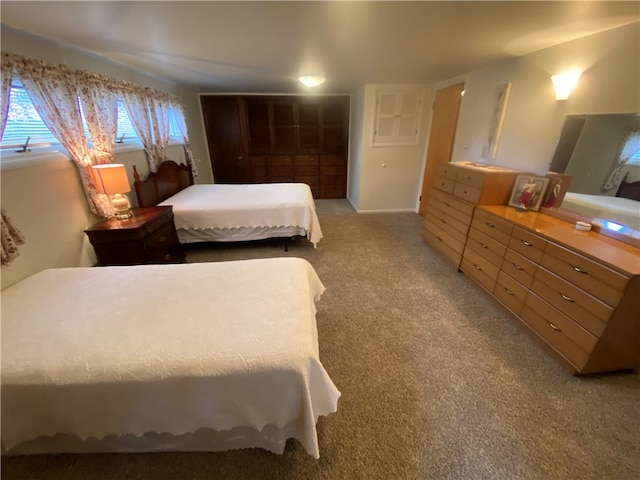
[92,164,132,220]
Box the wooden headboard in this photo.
[133,160,194,207]
[615,173,640,202]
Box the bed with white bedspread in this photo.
[1,258,339,457]
[133,161,323,247]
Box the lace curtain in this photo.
[170,95,198,177]
[601,127,640,192]
[14,55,111,217]
[1,53,26,266]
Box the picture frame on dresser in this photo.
[508,174,550,212]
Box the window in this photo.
[1,80,59,149]
[1,79,142,151]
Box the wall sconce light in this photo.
[298,75,326,88]
[551,69,582,101]
[92,164,132,220]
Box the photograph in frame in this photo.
[508,174,551,212]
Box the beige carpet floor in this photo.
[3,199,639,479]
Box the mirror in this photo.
[545,113,640,245]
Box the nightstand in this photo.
[85,206,185,266]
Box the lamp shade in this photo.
[551,70,582,100]
[92,164,131,195]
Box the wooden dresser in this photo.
[422,162,518,268]
[85,206,185,266]
[462,205,640,375]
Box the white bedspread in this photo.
[1,258,339,458]
[158,183,323,247]
[561,192,640,231]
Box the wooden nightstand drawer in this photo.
[85,207,185,266]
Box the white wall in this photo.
[352,84,433,212]
[449,23,639,174]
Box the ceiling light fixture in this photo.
[551,69,582,101]
[298,75,326,88]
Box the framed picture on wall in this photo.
[508,174,550,212]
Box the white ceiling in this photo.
[1,1,638,94]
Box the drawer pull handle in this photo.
[440,219,447,224]
[521,240,533,247]
[505,288,515,296]
[571,264,588,274]
[512,262,523,271]
[560,292,575,302]
[158,235,166,243]
[473,264,482,271]
[436,236,442,242]
[480,242,488,249]
[464,190,468,194]
[444,202,451,207]
[547,321,562,332]
[486,222,495,228]
[164,253,172,261]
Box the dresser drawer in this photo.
[144,222,181,263]
[250,156,267,166]
[542,242,629,307]
[470,209,513,246]
[422,226,463,267]
[295,155,319,166]
[494,271,528,314]
[466,226,507,268]
[532,267,611,338]
[453,182,481,204]
[508,227,546,264]
[294,175,319,186]
[501,249,537,289]
[456,168,486,189]
[522,292,598,369]
[267,156,294,166]
[436,163,458,180]
[430,189,474,218]
[423,215,467,253]
[425,203,470,240]
[252,166,268,177]
[433,175,455,194]
[269,166,294,177]
[295,165,318,176]
[462,247,500,292]
[428,197,473,228]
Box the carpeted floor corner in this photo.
[3,199,639,480]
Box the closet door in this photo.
[200,95,248,183]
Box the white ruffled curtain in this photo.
[1,53,26,266]
[119,82,158,170]
[601,127,640,192]
[76,70,120,216]
[15,56,109,217]
[149,88,171,167]
[170,95,198,177]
